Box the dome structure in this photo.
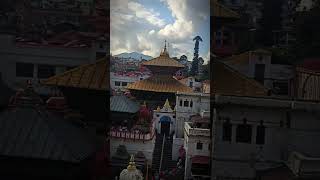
[119,155,143,180]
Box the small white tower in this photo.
[119,155,144,180]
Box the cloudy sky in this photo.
[110,0,210,63]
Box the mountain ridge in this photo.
[114,52,153,60]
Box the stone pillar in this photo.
[252,125,257,144]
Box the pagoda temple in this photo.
[127,41,193,107]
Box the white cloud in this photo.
[128,2,166,27]
[149,30,155,35]
[158,20,193,40]
[110,0,209,63]
[157,0,209,40]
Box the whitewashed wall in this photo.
[212,104,320,179]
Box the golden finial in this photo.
[127,154,136,171]
[156,106,161,112]
[163,99,171,110]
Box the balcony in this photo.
[287,151,320,178]
[109,127,154,141]
[184,122,210,137]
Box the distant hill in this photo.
[114,52,153,60]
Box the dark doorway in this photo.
[254,64,265,84]
[161,122,170,136]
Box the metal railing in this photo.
[158,134,166,174]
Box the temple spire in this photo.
[127,154,136,171]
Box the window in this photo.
[180,100,183,106]
[122,82,128,86]
[256,121,266,145]
[236,119,252,143]
[37,64,55,79]
[156,114,160,117]
[173,115,176,118]
[16,63,34,77]
[115,81,121,86]
[196,142,203,150]
[184,100,189,107]
[190,101,193,107]
[140,78,143,80]
[99,43,104,49]
[189,81,193,87]
[223,119,232,142]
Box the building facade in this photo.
[211,95,320,179]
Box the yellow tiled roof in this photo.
[42,57,108,91]
[127,75,193,93]
[213,60,269,97]
[212,1,240,19]
[142,53,185,68]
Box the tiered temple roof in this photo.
[127,42,193,94]
[42,57,108,91]
[127,75,193,93]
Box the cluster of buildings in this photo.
[0,0,108,96]
[212,0,320,180]
[109,42,211,180]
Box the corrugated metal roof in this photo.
[110,96,140,113]
[0,106,96,162]
[42,57,108,91]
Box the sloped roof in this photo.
[212,1,240,19]
[127,75,193,93]
[0,106,96,162]
[224,49,271,66]
[110,96,140,113]
[213,60,269,97]
[42,57,108,91]
[142,53,185,68]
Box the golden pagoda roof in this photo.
[212,0,240,19]
[42,57,108,91]
[142,41,185,68]
[127,75,193,93]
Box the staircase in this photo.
[152,134,177,174]
[152,133,163,173]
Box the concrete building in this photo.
[110,72,150,91]
[211,95,320,179]
[223,49,294,96]
[184,111,211,180]
[0,34,106,95]
[179,77,203,92]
